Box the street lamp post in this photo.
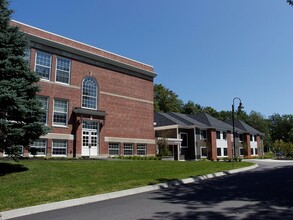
[232,97,244,158]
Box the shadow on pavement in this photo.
[140,165,293,220]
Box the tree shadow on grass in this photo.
[0,162,29,176]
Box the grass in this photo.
[0,159,253,211]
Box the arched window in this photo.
[82,77,97,109]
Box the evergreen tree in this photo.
[0,0,48,159]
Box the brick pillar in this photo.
[244,133,251,158]
[207,129,217,161]
[120,143,124,156]
[227,131,233,158]
[47,139,52,157]
[74,116,82,157]
[133,143,137,155]
[256,135,261,156]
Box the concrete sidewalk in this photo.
[0,164,258,220]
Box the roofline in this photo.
[12,20,157,79]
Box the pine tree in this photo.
[0,0,48,159]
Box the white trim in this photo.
[100,91,153,104]
[105,137,155,144]
[39,80,80,89]
[40,133,74,140]
[154,125,179,130]
[12,20,153,68]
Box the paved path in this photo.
[3,159,293,220]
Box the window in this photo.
[53,99,68,126]
[223,132,227,140]
[200,130,207,140]
[255,148,258,155]
[217,147,228,157]
[201,147,207,157]
[52,140,67,156]
[38,96,48,124]
[123,143,133,155]
[35,51,52,80]
[137,144,147,155]
[180,133,188,148]
[239,134,244,142]
[82,77,97,109]
[24,48,30,63]
[109,143,120,155]
[239,147,244,156]
[56,57,71,84]
[30,139,46,156]
[250,135,253,141]
[216,131,221,139]
[254,135,257,142]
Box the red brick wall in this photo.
[14,22,155,158]
[207,129,217,161]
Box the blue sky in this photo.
[10,0,293,117]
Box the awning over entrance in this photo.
[73,108,106,120]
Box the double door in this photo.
[82,121,99,157]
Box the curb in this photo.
[0,164,258,220]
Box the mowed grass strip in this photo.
[0,159,252,211]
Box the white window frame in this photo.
[55,56,71,85]
[52,140,68,157]
[30,139,47,157]
[137,144,147,156]
[35,51,52,80]
[123,143,134,155]
[53,99,68,127]
[217,146,228,157]
[82,77,98,110]
[109,143,120,155]
[200,146,207,158]
[180,132,188,148]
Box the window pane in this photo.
[53,100,68,126]
[82,77,97,109]
[56,57,70,84]
[31,139,46,156]
[53,140,67,156]
[216,131,220,139]
[201,147,207,157]
[180,133,188,147]
[137,144,146,155]
[109,143,120,155]
[35,51,51,80]
[217,148,221,156]
[123,144,133,155]
[38,96,48,124]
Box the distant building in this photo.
[155,112,263,160]
[1,20,156,158]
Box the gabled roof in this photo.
[169,112,209,129]
[225,119,263,135]
[189,112,234,131]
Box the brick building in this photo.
[2,20,156,158]
[155,112,263,160]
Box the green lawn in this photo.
[0,159,252,211]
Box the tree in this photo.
[154,84,183,113]
[0,0,48,159]
[181,100,202,114]
[288,0,293,6]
